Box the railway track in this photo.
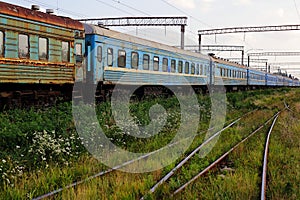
[140,117,242,199]
[32,107,285,200]
[33,101,290,200]
[171,111,281,197]
[261,113,280,200]
[32,110,255,200]
[139,110,281,199]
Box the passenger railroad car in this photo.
[0,1,85,104]
[212,57,247,88]
[84,24,212,95]
[248,68,266,86]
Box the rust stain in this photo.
[0,2,84,31]
[0,57,75,67]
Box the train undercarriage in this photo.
[0,83,73,109]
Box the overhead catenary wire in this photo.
[293,0,300,22]
[159,0,254,49]
[94,0,133,16]
[110,0,151,16]
[21,0,88,17]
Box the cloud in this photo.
[199,0,215,13]
[277,8,285,18]
[232,0,252,6]
[168,0,196,9]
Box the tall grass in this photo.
[0,88,299,199]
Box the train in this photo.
[0,1,299,107]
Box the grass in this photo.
[0,87,299,199]
[267,109,300,199]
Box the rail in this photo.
[140,117,242,199]
[261,114,279,200]
[172,111,281,196]
[33,110,254,200]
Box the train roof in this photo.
[0,1,84,30]
[84,24,210,61]
[210,56,248,69]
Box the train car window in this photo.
[171,59,176,73]
[118,50,126,68]
[131,52,139,69]
[200,64,203,75]
[196,64,199,75]
[107,48,113,66]
[191,63,195,74]
[97,46,102,62]
[185,62,189,74]
[62,41,69,62]
[0,31,3,56]
[162,58,168,72]
[178,61,183,73]
[153,56,159,71]
[143,54,149,70]
[39,38,48,60]
[221,68,223,76]
[75,43,82,56]
[19,34,29,58]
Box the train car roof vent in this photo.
[46,9,54,14]
[31,5,40,11]
[98,22,105,27]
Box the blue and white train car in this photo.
[287,77,294,86]
[266,73,277,86]
[293,79,300,86]
[282,76,289,86]
[248,69,266,86]
[84,24,211,87]
[276,76,284,86]
[212,57,247,87]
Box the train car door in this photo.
[209,59,215,86]
[86,38,93,84]
[95,42,104,83]
[74,40,85,83]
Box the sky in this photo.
[5,0,300,77]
